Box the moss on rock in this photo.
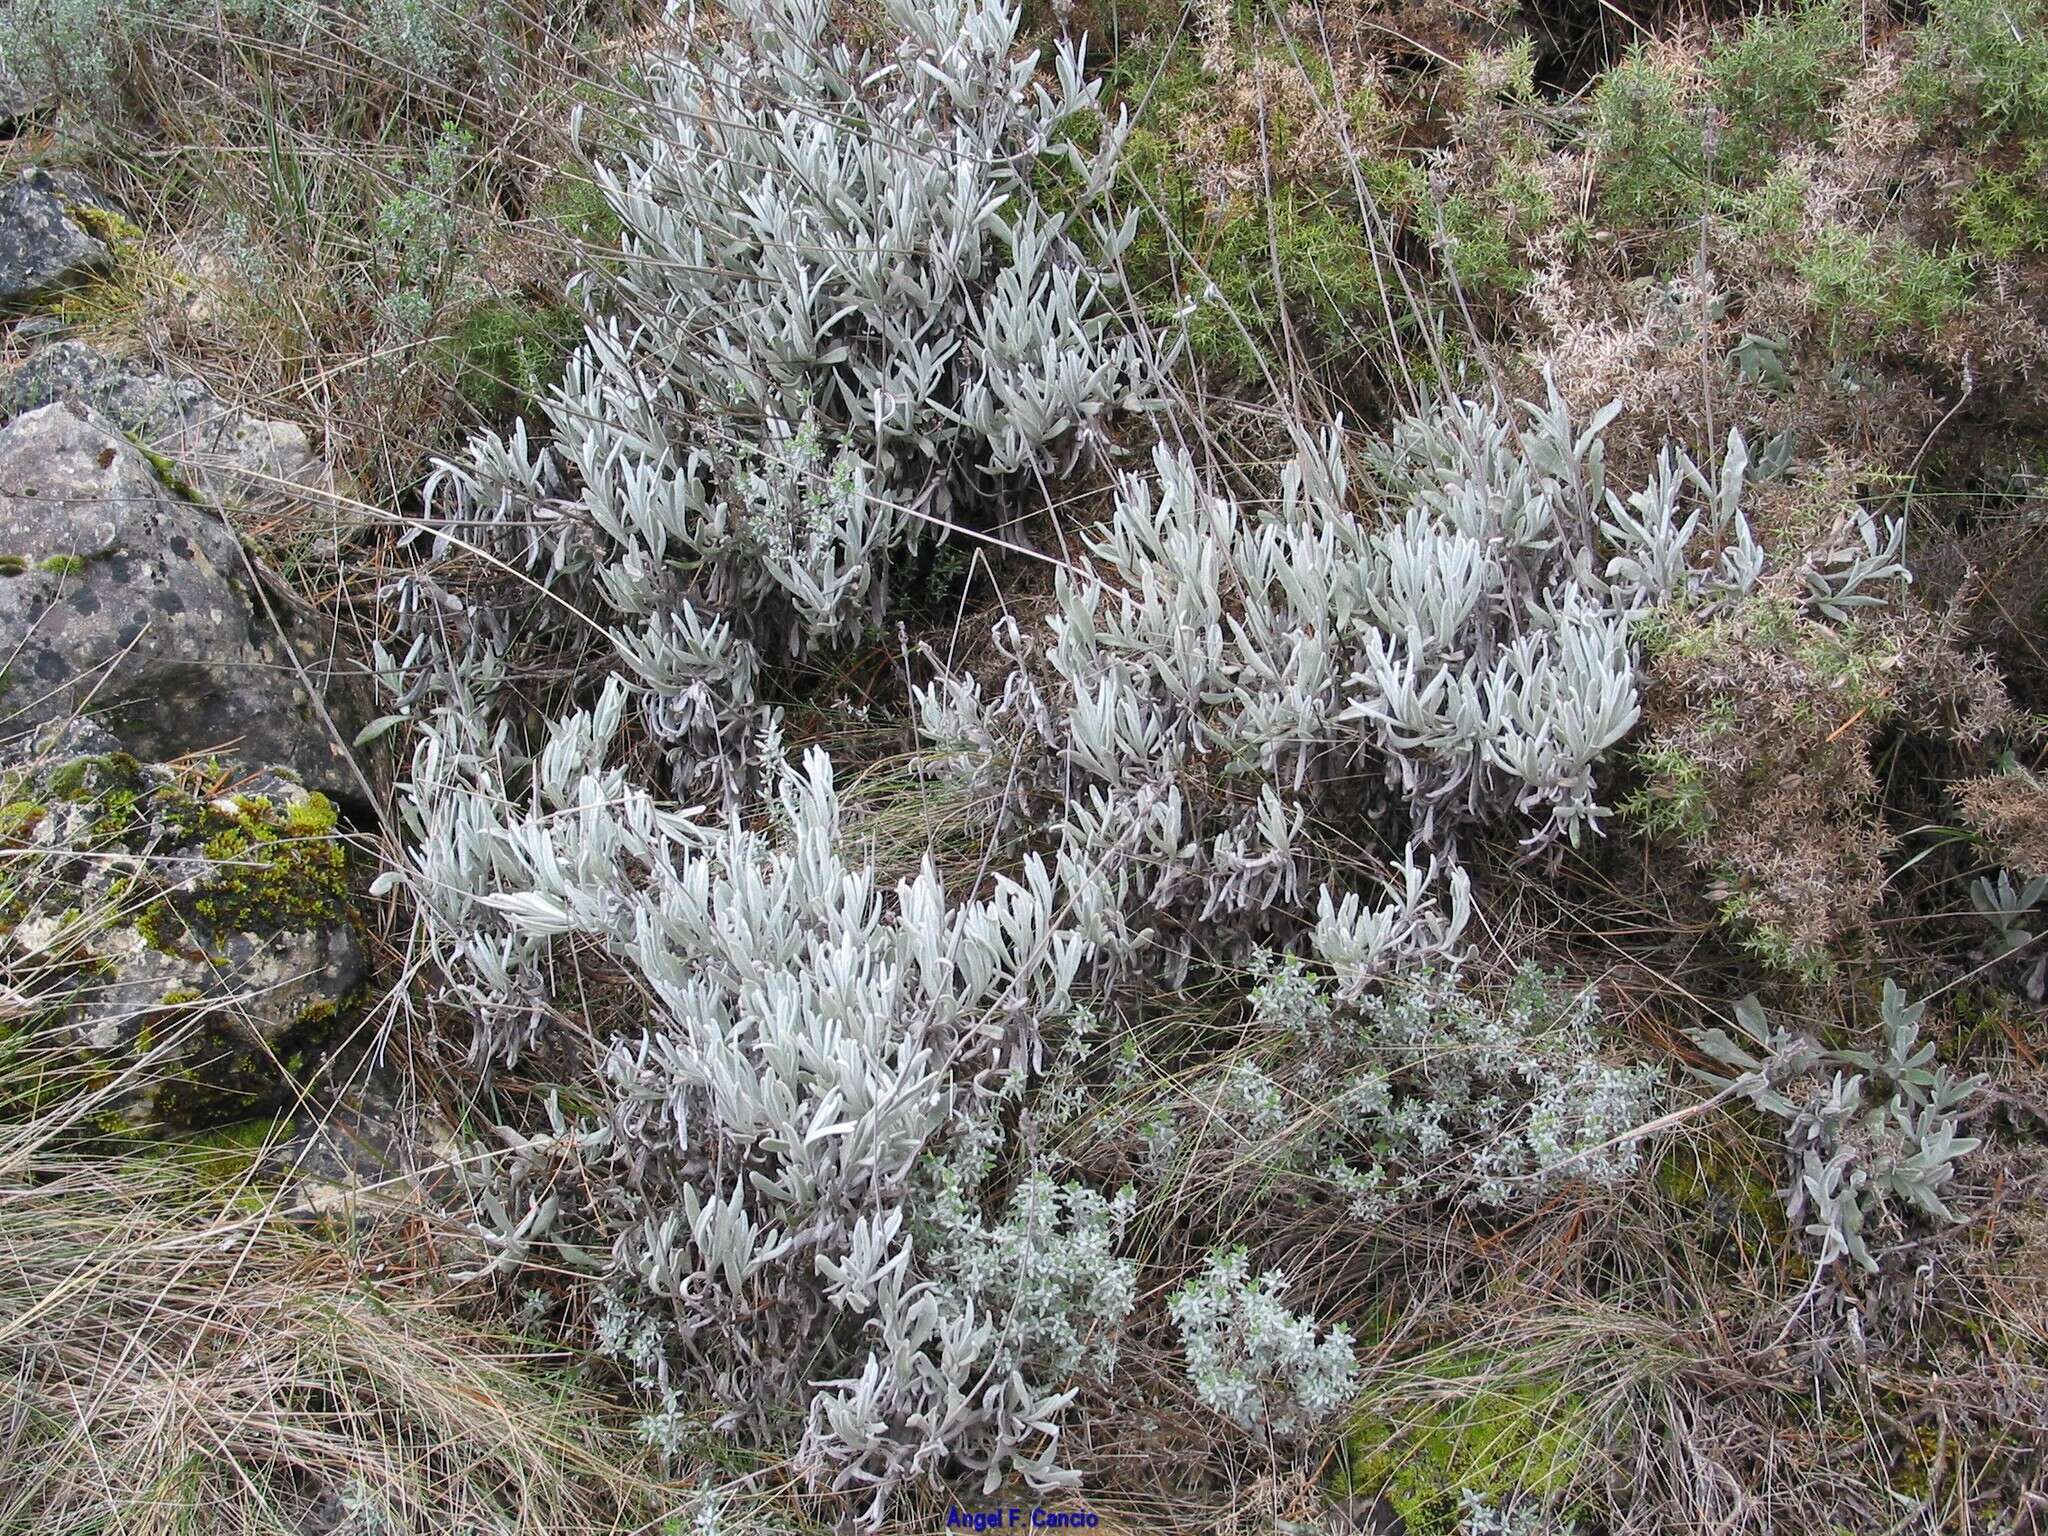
[0,800,46,843]
[190,801,350,932]
[1337,1355,1591,1536]
[2,746,365,1131]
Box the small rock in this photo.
[1,341,332,519]
[0,64,49,137]
[0,725,366,1130]
[160,240,245,330]
[267,1074,464,1227]
[0,400,363,794]
[0,166,111,306]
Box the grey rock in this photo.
[0,730,365,1129]
[0,400,363,794]
[159,238,246,329]
[0,64,50,136]
[0,166,110,305]
[32,166,112,213]
[266,1073,464,1227]
[1,342,333,518]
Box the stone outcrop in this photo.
[0,166,110,305]
[0,399,362,795]
[1,723,366,1129]
[1,341,332,518]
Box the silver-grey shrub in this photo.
[386,650,1494,1518]
[1692,982,1985,1274]
[1970,869,2048,960]
[1168,1247,1359,1439]
[916,387,1762,966]
[379,31,1167,1491]
[805,1170,1138,1514]
[394,674,1133,1520]
[424,0,1153,802]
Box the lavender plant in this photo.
[400,679,1132,1518]
[1692,982,1985,1273]
[381,17,1167,1495]
[1970,868,2048,958]
[371,6,1913,1518]
[917,386,1763,968]
[388,636,1501,1517]
[805,1170,1138,1513]
[423,0,1153,802]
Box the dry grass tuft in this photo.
[0,1034,666,1534]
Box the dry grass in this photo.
[0,1022,674,1535]
[3,0,666,524]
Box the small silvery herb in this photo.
[1691,982,1985,1275]
[1169,1247,1359,1439]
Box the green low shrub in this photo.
[443,297,583,420]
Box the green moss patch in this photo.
[1656,1135,1786,1257]
[9,756,354,965]
[165,1114,290,1187]
[42,752,142,805]
[0,801,47,844]
[190,807,349,932]
[1337,1354,1592,1535]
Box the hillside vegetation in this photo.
[3,0,2047,1531]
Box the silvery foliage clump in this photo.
[809,1167,1138,1516]
[1692,983,1985,1274]
[1457,1494,1582,1536]
[1075,855,1477,1176]
[372,634,557,1066]
[1334,965,1659,1210]
[1970,869,2048,959]
[917,386,1761,967]
[911,1169,1137,1387]
[1800,504,1911,623]
[1240,955,1659,1214]
[392,672,1136,1519]
[388,650,1486,1517]
[1168,1247,1359,1438]
[423,0,1152,803]
[1087,866,1630,1205]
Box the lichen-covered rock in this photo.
[0,64,48,137]
[0,723,365,1129]
[0,400,362,793]
[265,1075,464,1227]
[0,166,110,305]
[0,341,331,518]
